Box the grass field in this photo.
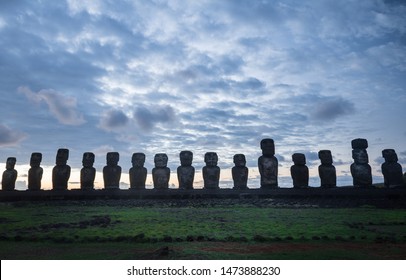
[1,199,405,259]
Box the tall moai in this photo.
[290,153,309,188]
[152,153,170,189]
[2,157,17,191]
[258,138,278,188]
[318,150,336,188]
[129,153,147,189]
[203,152,220,189]
[103,152,121,189]
[232,154,249,189]
[52,149,71,190]
[81,152,96,190]
[28,153,43,191]
[381,149,403,188]
[177,151,195,189]
[350,138,372,187]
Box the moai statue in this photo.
[203,152,220,189]
[350,138,372,187]
[2,157,17,191]
[318,150,336,188]
[258,138,278,188]
[129,153,147,189]
[81,152,96,190]
[152,153,170,189]
[232,154,249,189]
[28,153,43,191]
[52,149,70,190]
[290,153,309,188]
[103,152,121,189]
[381,149,403,188]
[177,151,195,189]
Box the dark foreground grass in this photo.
[0,199,405,259]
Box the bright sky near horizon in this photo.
[0,0,405,189]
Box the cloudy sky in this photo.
[1,0,405,189]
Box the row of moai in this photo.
[1,138,405,191]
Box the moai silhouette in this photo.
[28,153,43,191]
[177,151,195,189]
[318,150,336,188]
[258,138,278,188]
[81,152,96,190]
[103,152,121,189]
[152,153,170,189]
[203,152,220,189]
[2,157,17,191]
[52,149,70,190]
[291,153,309,188]
[381,149,403,188]
[129,153,147,189]
[232,154,249,189]
[350,138,372,187]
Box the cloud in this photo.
[311,96,355,121]
[134,105,176,131]
[18,86,85,125]
[0,124,26,147]
[99,109,129,131]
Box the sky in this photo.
[0,0,405,189]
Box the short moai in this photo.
[203,152,220,189]
[177,151,195,189]
[81,152,96,190]
[28,153,43,191]
[381,149,403,188]
[350,138,372,187]
[258,138,278,188]
[2,157,17,191]
[318,150,336,188]
[103,152,121,189]
[290,153,309,188]
[129,153,147,189]
[52,149,71,190]
[152,153,170,189]
[232,154,249,189]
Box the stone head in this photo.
[292,153,306,165]
[204,152,218,167]
[30,153,42,167]
[106,152,119,166]
[6,157,16,170]
[352,149,369,164]
[55,149,69,165]
[351,138,368,149]
[180,151,193,166]
[154,153,168,168]
[233,154,246,167]
[318,150,333,165]
[382,149,398,163]
[132,153,146,167]
[260,138,275,156]
[82,152,95,168]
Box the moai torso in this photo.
[81,152,96,190]
[350,139,372,187]
[28,153,43,191]
[258,138,278,188]
[152,153,170,189]
[103,152,121,189]
[52,149,71,190]
[2,157,17,191]
[129,153,147,189]
[177,151,195,189]
[203,152,220,189]
[232,154,248,189]
[291,153,309,188]
[381,149,403,188]
[318,150,336,188]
